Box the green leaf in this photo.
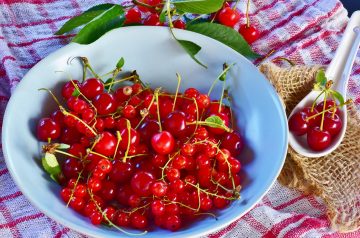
[205,115,225,128]
[72,5,125,44]
[55,4,116,35]
[116,57,125,69]
[172,0,224,14]
[186,22,260,59]
[315,69,327,86]
[42,153,61,182]
[330,90,345,105]
[71,88,80,97]
[104,78,113,90]
[159,9,167,23]
[177,39,207,68]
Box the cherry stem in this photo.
[306,100,352,121]
[166,0,174,28]
[70,81,98,119]
[154,88,163,132]
[53,149,81,160]
[246,0,251,27]
[320,92,328,131]
[122,119,132,163]
[107,68,121,93]
[103,75,136,87]
[311,90,325,112]
[81,57,100,79]
[38,88,62,108]
[113,131,122,160]
[86,149,109,160]
[207,63,233,96]
[232,0,241,10]
[185,182,238,200]
[218,75,226,113]
[172,73,181,112]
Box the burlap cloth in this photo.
[259,63,360,233]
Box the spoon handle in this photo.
[325,11,360,98]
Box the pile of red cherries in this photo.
[37,72,244,232]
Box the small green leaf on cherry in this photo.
[329,89,345,105]
[315,69,327,86]
[116,57,125,69]
[57,143,71,150]
[205,115,225,128]
[42,153,61,182]
[72,88,81,97]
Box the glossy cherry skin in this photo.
[239,24,260,44]
[93,131,117,157]
[316,100,338,115]
[80,78,104,99]
[93,93,117,115]
[173,20,186,29]
[119,128,140,151]
[138,119,160,144]
[131,171,155,196]
[125,8,142,24]
[37,118,61,141]
[151,131,175,155]
[323,113,342,136]
[288,111,309,136]
[301,107,320,127]
[217,7,240,28]
[221,132,244,156]
[307,126,332,151]
[163,111,186,137]
[143,14,162,26]
[61,80,79,99]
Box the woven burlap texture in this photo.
[259,63,360,233]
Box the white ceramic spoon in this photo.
[288,11,360,158]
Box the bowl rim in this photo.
[2,25,288,238]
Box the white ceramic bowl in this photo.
[2,26,288,237]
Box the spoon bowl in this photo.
[289,11,360,158]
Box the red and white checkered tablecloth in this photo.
[1,0,360,237]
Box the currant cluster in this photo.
[37,66,244,232]
[288,99,343,151]
[124,0,260,44]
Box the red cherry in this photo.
[130,212,148,229]
[62,158,83,179]
[184,88,200,99]
[90,211,103,225]
[173,19,186,29]
[239,24,260,44]
[51,110,64,126]
[301,107,321,127]
[323,113,342,136]
[307,126,332,151]
[114,86,133,103]
[143,14,162,26]
[125,8,142,24]
[151,131,175,155]
[165,215,181,231]
[93,131,117,157]
[108,160,134,183]
[60,127,81,144]
[288,111,309,136]
[151,200,166,216]
[207,112,229,135]
[138,119,160,144]
[131,171,155,196]
[151,181,168,197]
[163,111,186,137]
[119,128,140,151]
[221,132,244,156]
[80,78,104,99]
[217,7,240,27]
[316,100,338,115]
[93,93,117,115]
[196,94,210,109]
[123,105,137,119]
[61,80,79,99]
[37,118,61,141]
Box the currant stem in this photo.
[207,63,233,97]
[107,68,121,93]
[311,90,325,112]
[320,92,328,131]
[218,76,226,113]
[66,170,83,207]
[53,149,81,160]
[103,75,136,86]
[172,73,181,112]
[86,149,110,160]
[81,57,100,79]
